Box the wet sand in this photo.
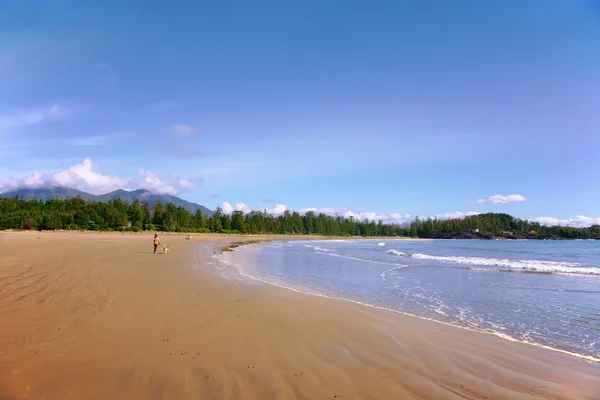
[0,231,598,400]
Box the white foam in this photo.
[385,249,409,256]
[320,250,402,267]
[386,251,599,276]
[381,265,408,280]
[314,246,332,252]
[414,254,599,276]
[380,266,409,290]
[378,242,387,247]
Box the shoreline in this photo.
[0,229,426,240]
[218,241,600,365]
[1,231,598,399]
[3,229,594,241]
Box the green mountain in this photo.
[1,187,214,216]
[1,187,96,201]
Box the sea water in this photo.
[216,239,600,361]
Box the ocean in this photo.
[214,239,600,362]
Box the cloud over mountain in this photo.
[0,158,195,196]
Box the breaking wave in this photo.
[386,249,409,257]
[386,250,599,276]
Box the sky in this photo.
[1,0,599,227]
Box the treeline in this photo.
[0,195,598,239]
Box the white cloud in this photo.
[475,194,527,204]
[0,158,196,196]
[297,207,317,213]
[221,202,253,215]
[135,169,193,196]
[221,204,414,223]
[529,216,600,228]
[218,203,600,229]
[0,104,71,129]
[172,124,198,137]
[434,211,480,220]
[266,204,288,216]
[220,203,289,217]
[221,203,290,216]
[219,204,483,225]
[179,180,194,190]
[22,171,45,187]
[52,159,128,193]
[297,207,413,224]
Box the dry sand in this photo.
[0,231,598,400]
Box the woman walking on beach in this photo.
[152,234,160,254]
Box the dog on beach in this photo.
[163,245,170,254]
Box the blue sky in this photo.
[1,1,599,226]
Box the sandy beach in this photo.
[0,232,598,400]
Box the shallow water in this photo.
[217,239,600,361]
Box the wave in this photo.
[378,242,386,247]
[386,250,599,276]
[381,266,410,291]
[304,244,333,252]
[315,249,403,267]
[381,265,408,279]
[315,247,332,252]
[302,243,401,266]
[386,249,409,257]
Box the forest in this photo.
[0,195,598,240]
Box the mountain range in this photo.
[0,187,214,216]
